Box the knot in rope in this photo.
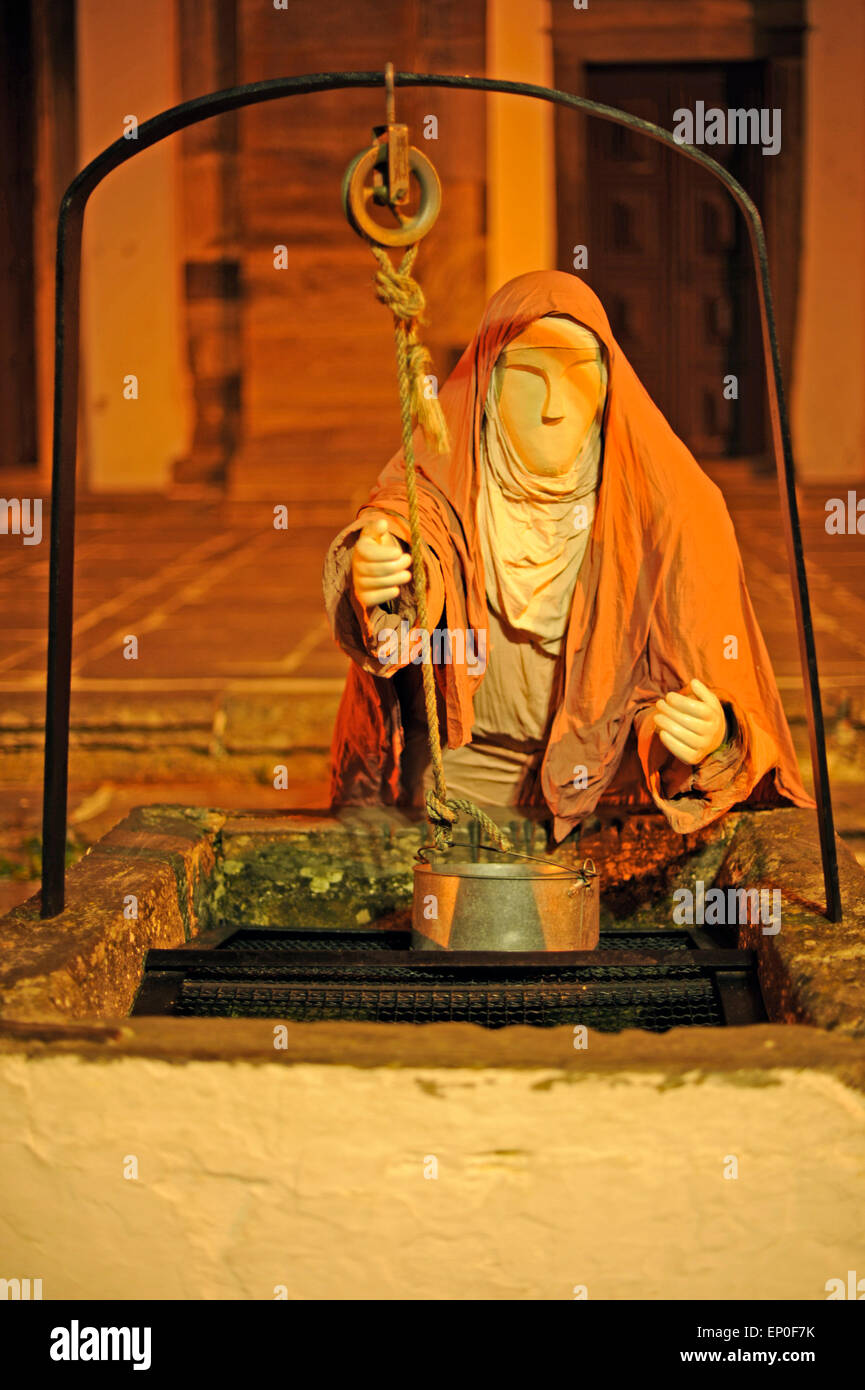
[371,244,426,322]
[424,789,513,855]
[425,788,459,839]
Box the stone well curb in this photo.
[0,804,864,1042]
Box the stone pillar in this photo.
[791,0,865,482]
[77,0,188,490]
[0,2,37,475]
[173,0,242,492]
[32,0,78,489]
[486,0,556,297]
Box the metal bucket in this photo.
[411,854,599,951]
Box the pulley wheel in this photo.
[342,143,442,248]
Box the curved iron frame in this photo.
[39,71,842,921]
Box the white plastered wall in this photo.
[2,1053,864,1300]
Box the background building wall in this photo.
[224,0,487,503]
[34,0,865,491]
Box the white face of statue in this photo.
[493,316,605,477]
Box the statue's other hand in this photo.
[351,514,412,608]
[652,678,728,766]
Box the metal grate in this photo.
[132,925,763,1031]
[216,928,411,952]
[172,971,721,1030]
[215,927,693,954]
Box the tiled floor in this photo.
[1,463,863,910]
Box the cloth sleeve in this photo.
[322,511,445,678]
[634,693,761,832]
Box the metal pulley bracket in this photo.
[371,119,410,206]
[342,64,441,248]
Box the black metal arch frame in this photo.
[39,70,842,921]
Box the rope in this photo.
[370,242,511,856]
[370,244,450,455]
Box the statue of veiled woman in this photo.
[323,270,809,840]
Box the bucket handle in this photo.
[416,838,597,884]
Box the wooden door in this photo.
[581,63,766,458]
